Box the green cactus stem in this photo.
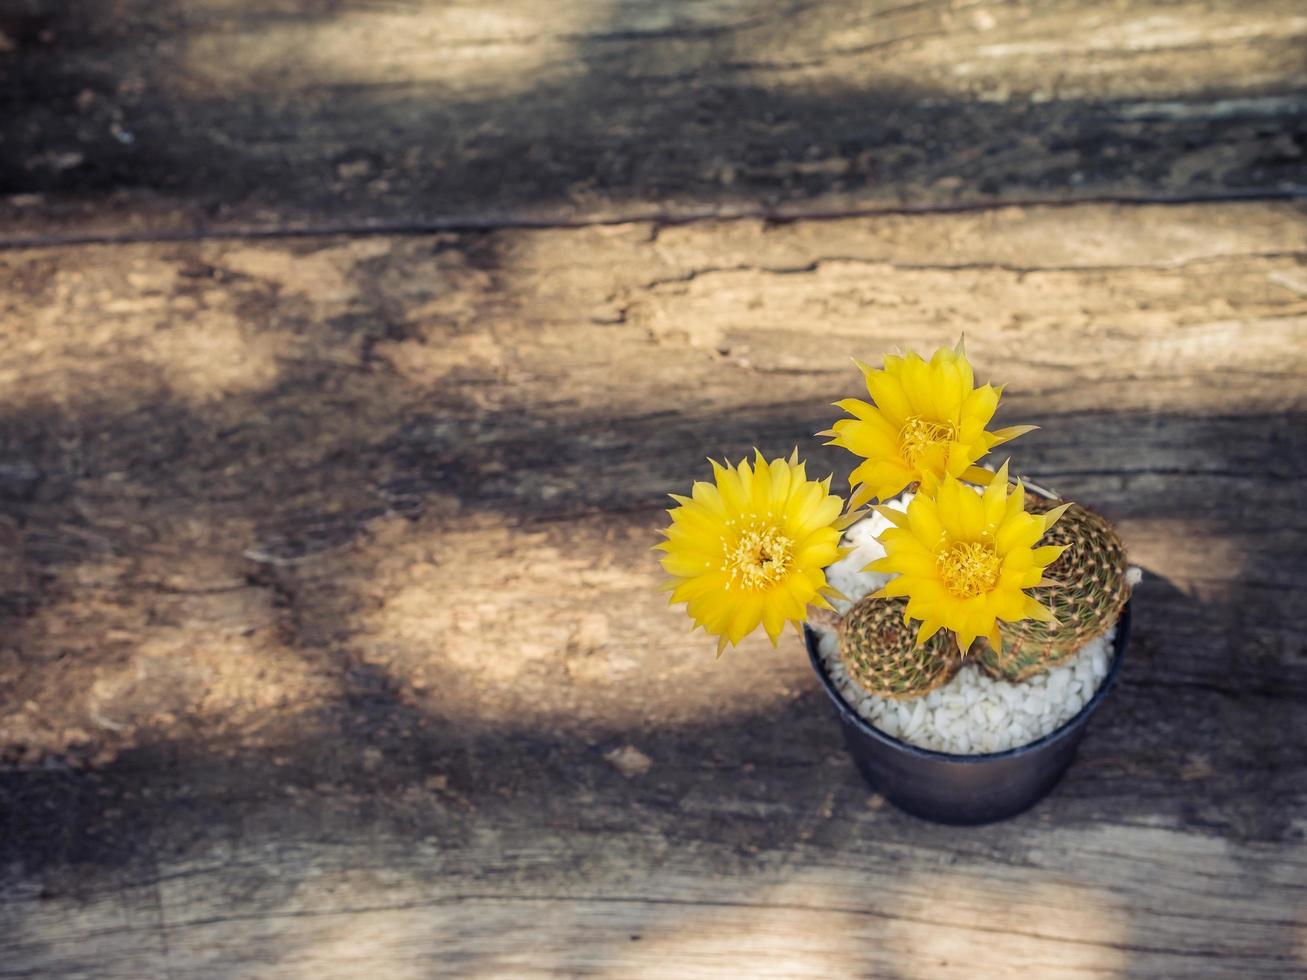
[838,595,961,700]
[977,495,1129,683]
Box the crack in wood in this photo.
[627,249,1307,294]
[3,190,1305,252]
[4,891,1299,961]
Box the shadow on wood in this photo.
[1,0,1305,242]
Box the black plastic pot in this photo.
[804,602,1130,825]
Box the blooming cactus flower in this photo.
[824,339,1035,508]
[657,450,853,654]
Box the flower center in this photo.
[899,416,957,467]
[723,521,794,591]
[936,541,1001,598]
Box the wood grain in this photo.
[2,2,1306,971]
[0,195,1305,976]
[1,0,1305,243]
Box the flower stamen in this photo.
[899,416,957,467]
[724,520,794,591]
[937,541,1001,598]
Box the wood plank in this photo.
[1,1,1305,241]
[1,201,1305,976]
[3,758,1305,977]
[143,825,1307,978]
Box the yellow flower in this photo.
[868,462,1070,656]
[656,450,851,655]
[824,339,1035,508]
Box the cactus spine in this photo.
[839,595,961,699]
[977,495,1129,682]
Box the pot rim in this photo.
[804,600,1130,764]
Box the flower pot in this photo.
[803,601,1130,825]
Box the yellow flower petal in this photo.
[995,512,1041,555]
[959,383,999,433]
[905,494,945,546]
[864,370,913,427]
[1024,597,1057,622]
[991,424,1039,446]
[916,618,945,646]
[934,477,969,541]
[961,465,997,486]
[874,504,910,528]
[848,481,880,512]
[1032,543,1069,567]
[1041,502,1072,531]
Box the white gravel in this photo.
[814,498,1134,756]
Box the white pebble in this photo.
[909,699,927,733]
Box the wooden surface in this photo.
[2,2,1307,977]
[2,0,1306,243]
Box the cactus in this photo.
[976,495,1129,682]
[838,595,961,700]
